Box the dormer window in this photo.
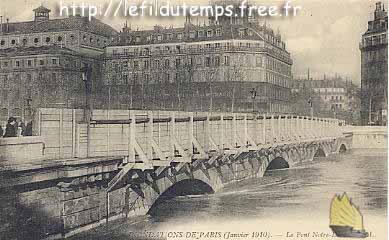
[157,35,162,41]
[135,36,141,42]
[216,29,222,36]
[189,31,196,38]
[177,33,183,40]
[207,30,213,37]
[198,31,204,37]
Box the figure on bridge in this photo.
[4,117,17,138]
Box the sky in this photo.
[0,0,382,85]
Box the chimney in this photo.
[374,2,386,20]
[6,18,9,33]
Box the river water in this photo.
[72,149,387,240]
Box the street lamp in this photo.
[250,88,257,113]
[307,96,314,118]
[81,63,92,123]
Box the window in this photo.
[39,60,44,66]
[27,60,32,67]
[34,38,39,43]
[207,30,213,37]
[189,31,196,38]
[176,58,181,68]
[198,31,204,37]
[11,39,16,45]
[224,56,230,66]
[133,61,139,70]
[52,59,58,65]
[205,57,211,67]
[256,57,262,67]
[154,59,160,68]
[46,37,51,43]
[22,38,28,45]
[215,56,220,66]
[164,59,170,68]
[177,33,183,40]
[216,28,221,36]
[15,61,20,68]
[89,37,93,43]
[0,40,5,45]
[52,73,57,81]
[136,36,141,42]
[143,60,149,69]
[157,35,162,41]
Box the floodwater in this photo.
[72,149,387,240]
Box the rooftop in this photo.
[0,9,117,37]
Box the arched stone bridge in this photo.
[0,109,350,239]
[116,137,349,217]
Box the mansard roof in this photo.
[2,16,118,37]
[112,22,286,51]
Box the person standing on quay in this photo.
[4,117,17,138]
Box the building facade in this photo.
[360,2,388,125]
[1,4,294,125]
[0,6,117,123]
[291,77,360,124]
[102,9,293,113]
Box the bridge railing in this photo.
[19,108,343,166]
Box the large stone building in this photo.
[291,77,360,124]
[102,6,293,113]
[0,6,117,123]
[360,2,388,125]
[1,4,294,125]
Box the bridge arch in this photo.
[339,144,347,153]
[124,166,219,217]
[265,157,290,172]
[147,178,214,215]
[314,148,326,158]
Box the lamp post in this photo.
[81,63,92,123]
[250,88,257,113]
[308,97,313,118]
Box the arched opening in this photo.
[339,144,347,153]
[148,179,214,215]
[314,148,326,158]
[265,157,290,172]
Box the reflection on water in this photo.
[72,149,387,240]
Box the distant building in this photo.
[102,3,293,113]
[0,6,117,123]
[360,2,388,125]
[291,77,360,124]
